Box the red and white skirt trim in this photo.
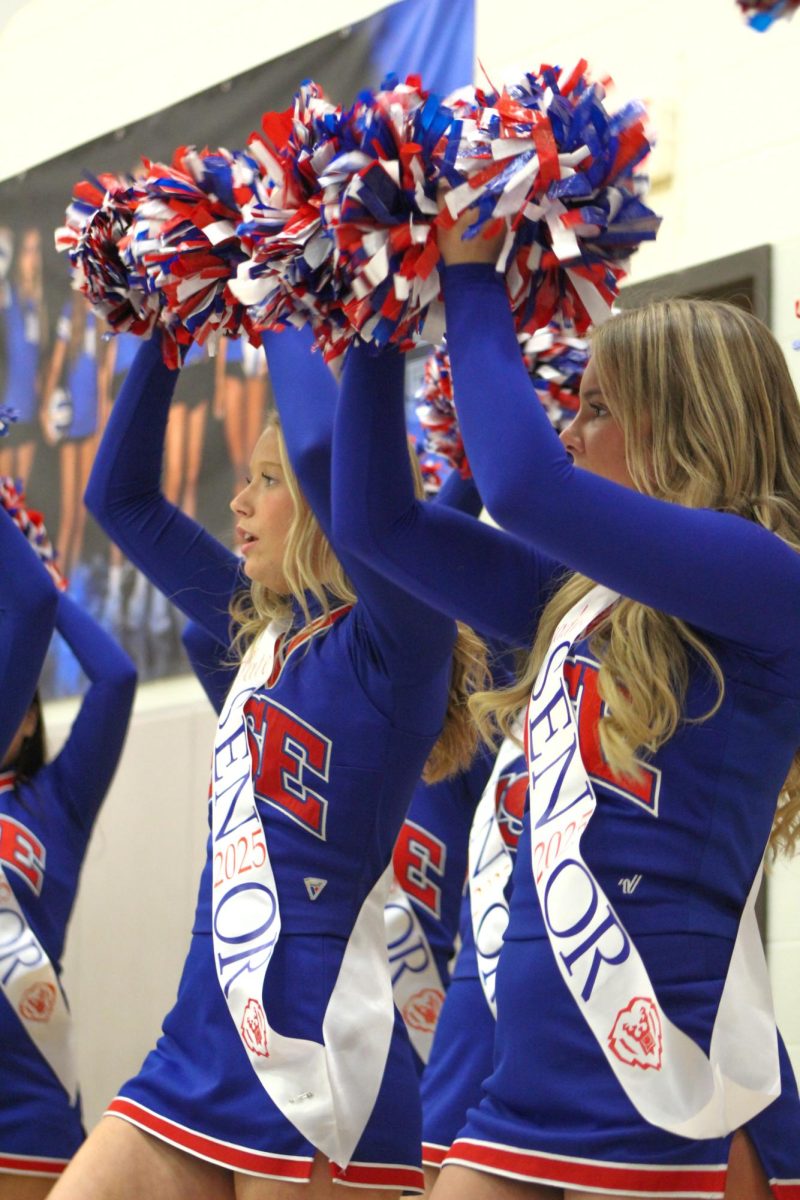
[332,1159,424,1191]
[772,1182,800,1200]
[0,1151,69,1177]
[107,1097,423,1191]
[422,1141,449,1168]
[445,1138,729,1198]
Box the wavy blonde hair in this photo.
[471,298,800,856]
[231,413,488,781]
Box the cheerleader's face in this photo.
[231,426,295,591]
[560,358,634,489]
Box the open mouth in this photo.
[237,527,258,551]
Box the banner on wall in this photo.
[0,0,474,698]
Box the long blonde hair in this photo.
[231,413,488,781]
[472,298,800,856]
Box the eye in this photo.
[261,472,279,486]
[589,403,610,418]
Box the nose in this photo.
[559,417,583,458]
[230,481,252,516]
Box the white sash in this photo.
[527,584,780,1138]
[211,617,395,1167]
[468,733,524,1016]
[384,877,446,1063]
[0,866,77,1101]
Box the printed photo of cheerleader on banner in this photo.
[0,0,474,700]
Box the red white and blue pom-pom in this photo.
[0,406,18,438]
[738,0,800,28]
[237,65,659,355]
[232,77,451,361]
[522,322,589,429]
[0,476,67,590]
[55,173,158,341]
[231,82,353,363]
[415,341,467,474]
[125,146,263,366]
[322,75,452,352]
[416,326,590,475]
[57,150,263,369]
[440,63,660,335]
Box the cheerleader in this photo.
[0,229,45,487]
[330,215,800,1199]
[41,295,102,579]
[51,325,484,1199]
[0,503,136,1197]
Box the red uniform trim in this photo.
[331,1158,424,1192]
[106,1098,312,1180]
[772,1184,800,1199]
[422,1142,449,1167]
[445,1138,727,1197]
[0,1152,68,1177]
[268,604,353,687]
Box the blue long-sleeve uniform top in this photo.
[0,509,59,762]
[332,262,800,948]
[86,329,456,943]
[0,593,136,1083]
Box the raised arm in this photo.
[331,339,562,648]
[0,508,58,759]
[84,333,242,645]
[261,324,337,538]
[267,326,457,726]
[48,593,137,831]
[442,263,800,656]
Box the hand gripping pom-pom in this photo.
[440,63,660,336]
[0,476,67,591]
[738,0,800,29]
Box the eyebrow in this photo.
[582,388,604,400]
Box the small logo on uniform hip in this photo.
[403,988,444,1034]
[241,998,269,1058]
[19,982,57,1023]
[618,874,642,895]
[608,996,663,1070]
[304,877,327,901]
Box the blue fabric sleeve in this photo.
[0,510,59,760]
[267,328,458,732]
[49,593,137,832]
[442,264,800,660]
[261,325,336,538]
[84,334,243,646]
[332,339,562,649]
[181,620,234,715]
